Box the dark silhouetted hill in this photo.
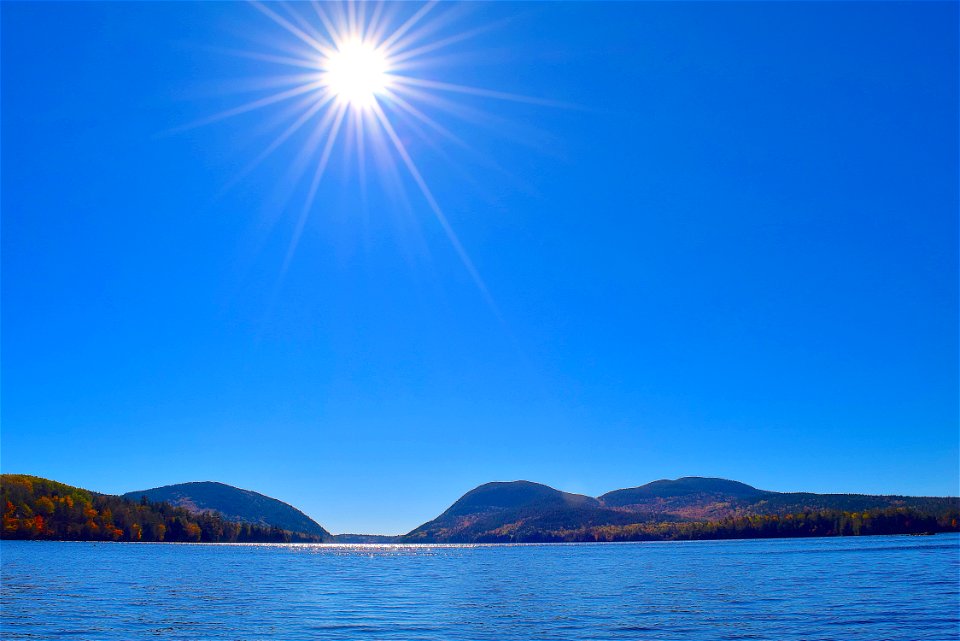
[5,473,955,544]
[407,481,642,542]
[1,474,324,542]
[406,477,959,542]
[122,481,329,537]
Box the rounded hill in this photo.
[122,481,329,537]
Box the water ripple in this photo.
[2,534,958,640]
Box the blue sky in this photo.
[2,2,957,535]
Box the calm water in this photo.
[2,534,958,640]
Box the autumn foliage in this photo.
[0,475,324,543]
[538,507,960,543]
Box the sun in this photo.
[199,2,558,312]
[322,40,389,109]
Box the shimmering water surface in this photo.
[2,534,958,640]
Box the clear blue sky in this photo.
[2,2,957,535]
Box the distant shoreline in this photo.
[3,530,955,547]
[4,474,957,545]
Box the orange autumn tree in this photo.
[0,474,323,544]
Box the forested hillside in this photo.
[122,481,329,537]
[437,507,959,543]
[407,478,960,542]
[1,475,324,543]
[5,474,957,545]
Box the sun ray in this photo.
[379,1,437,52]
[386,23,497,68]
[282,102,348,275]
[280,95,350,198]
[202,47,321,72]
[277,3,336,53]
[369,101,500,317]
[383,4,476,62]
[352,108,368,206]
[380,91,520,225]
[382,88,469,150]
[220,92,337,195]
[364,2,387,44]
[386,84,521,138]
[192,1,563,314]
[309,2,339,45]
[250,1,333,56]
[215,72,324,94]
[171,79,324,133]
[390,75,574,108]
[363,1,397,46]
[347,1,359,41]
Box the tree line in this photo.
[491,507,959,543]
[4,474,957,544]
[1,475,324,543]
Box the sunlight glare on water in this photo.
[2,535,958,640]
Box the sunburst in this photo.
[190,1,558,313]
[323,39,389,109]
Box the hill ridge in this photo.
[406,477,959,542]
[1,474,324,543]
[122,481,329,537]
[4,473,956,543]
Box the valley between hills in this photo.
[2,474,957,544]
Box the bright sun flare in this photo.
[323,40,388,109]
[201,2,556,312]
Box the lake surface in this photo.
[2,534,958,640]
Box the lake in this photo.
[2,534,958,640]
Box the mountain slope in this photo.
[407,477,960,542]
[600,476,772,520]
[406,481,639,542]
[1,474,323,543]
[601,477,955,520]
[123,481,329,537]
[602,477,765,504]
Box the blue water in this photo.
[2,534,958,640]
